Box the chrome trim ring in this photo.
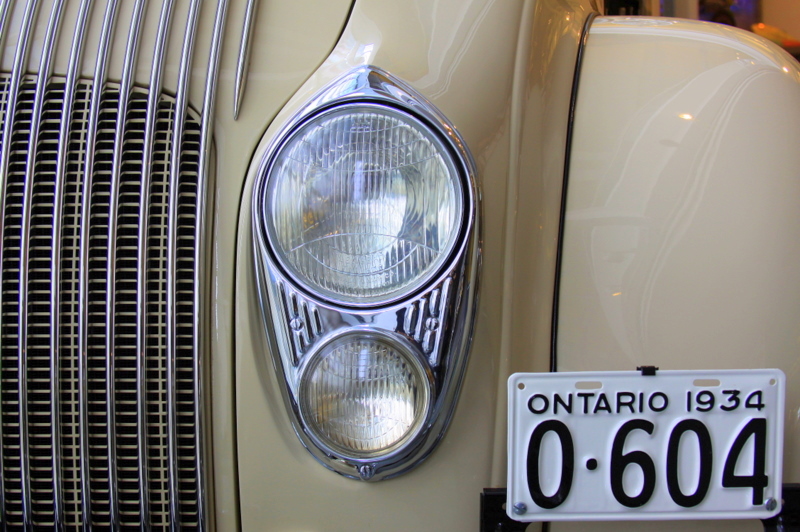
[297,329,434,462]
[260,101,466,307]
[254,67,477,310]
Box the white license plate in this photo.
[507,369,785,521]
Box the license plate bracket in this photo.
[507,369,785,522]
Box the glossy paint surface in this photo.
[234,0,592,529]
[556,17,800,531]
[205,1,355,529]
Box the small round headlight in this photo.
[264,103,464,305]
[299,333,431,459]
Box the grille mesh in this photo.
[0,76,204,530]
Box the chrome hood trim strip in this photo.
[233,0,259,120]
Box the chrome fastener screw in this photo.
[289,317,304,331]
[359,464,375,480]
[512,502,527,515]
[765,498,778,512]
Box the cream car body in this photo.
[0,0,798,530]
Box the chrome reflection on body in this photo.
[196,1,230,528]
[0,1,228,528]
[252,66,480,480]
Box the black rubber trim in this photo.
[549,11,598,374]
[480,488,528,532]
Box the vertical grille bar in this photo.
[54,2,93,529]
[0,0,12,67]
[140,2,176,528]
[110,1,146,528]
[168,3,202,529]
[78,1,120,527]
[1,1,43,527]
[0,0,7,516]
[63,81,93,532]
[196,1,229,526]
[24,2,68,528]
[0,69,6,528]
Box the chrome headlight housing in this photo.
[252,66,479,480]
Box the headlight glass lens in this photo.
[300,334,430,458]
[265,104,463,304]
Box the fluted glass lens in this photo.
[266,104,463,304]
[300,336,429,457]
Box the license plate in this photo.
[507,369,785,521]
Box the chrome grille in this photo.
[1,77,202,530]
[0,0,228,529]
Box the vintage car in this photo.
[0,0,798,530]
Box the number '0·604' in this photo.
[526,417,770,510]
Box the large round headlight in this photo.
[263,103,464,305]
[299,333,431,459]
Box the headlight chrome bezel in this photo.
[297,329,434,461]
[252,66,480,480]
[257,93,472,310]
